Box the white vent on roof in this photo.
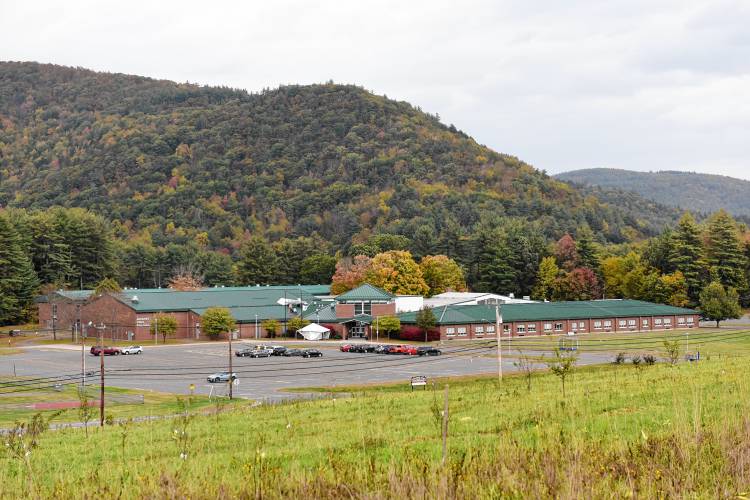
[131,295,139,304]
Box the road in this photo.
[3,341,613,401]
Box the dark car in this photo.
[283,348,304,357]
[90,346,121,356]
[235,348,255,357]
[374,345,393,354]
[417,347,442,356]
[249,348,273,358]
[269,345,287,356]
[302,349,323,358]
[348,344,366,353]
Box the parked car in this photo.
[374,345,393,354]
[249,348,274,358]
[417,346,442,356]
[404,346,420,355]
[348,344,366,353]
[340,344,353,352]
[90,346,121,356]
[235,348,255,357]
[283,348,304,357]
[363,344,378,353]
[302,349,323,358]
[388,345,410,355]
[269,345,287,356]
[207,372,237,383]
[120,345,143,355]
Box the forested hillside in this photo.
[556,168,750,217]
[0,62,697,324]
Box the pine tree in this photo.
[236,236,280,285]
[575,226,600,271]
[669,213,705,303]
[705,210,748,293]
[0,214,39,325]
[470,229,516,294]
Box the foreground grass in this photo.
[3,350,750,498]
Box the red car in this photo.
[389,345,410,355]
[404,346,420,355]
[90,346,121,356]
[340,344,353,352]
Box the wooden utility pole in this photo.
[228,328,233,400]
[495,306,503,381]
[98,323,105,426]
[442,384,449,465]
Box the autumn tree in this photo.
[554,268,601,301]
[93,277,122,296]
[261,319,280,338]
[374,315,401,338]
[419,255,466,296]
[555,234,579,271]
[365,251,429,296]
[167,265,204,291]
[531,256,559,301]
[150,314,178,343]
[331,255,372,294]
[287,316,310,337]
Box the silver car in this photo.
[121,345,143,355]
[207,372,238,383]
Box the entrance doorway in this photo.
[349,323,367,338]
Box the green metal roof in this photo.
[302,302,339,322]
[115,287,318,313]
[398,300,697,325]
[335,283,394,302]
[191,305,293,323]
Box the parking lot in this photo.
[5,341,612,401]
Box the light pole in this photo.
[495,306,503,381]
[82,321,91,389]
[95,322,106,426]
[255,314,259,340]
[228,328,233,400]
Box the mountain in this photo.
[556,168,750,218]
[1,62,673,254]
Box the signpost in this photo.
[410,375,427,390]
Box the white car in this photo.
[121,345,143,355]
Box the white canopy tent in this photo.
[298,323,331,341]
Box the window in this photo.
[516,325,526,334]
[503,325,510,334]
[527,324,537,333]
[543,323,552,332]
[628,319,636,326]
[475,326,484,334]
[354,302,372,315]
[678,317,686,325]
[579,322,585,328]
[687,317,695,324]
[446,327,455,335]
[642,319,649,327]
[571,322,578,331]
[594,320,602,329]
[457,327,467,336]
[486,325,495,333]
[554,323,563,331]
[655,318,663,325]
[604,320,612,328]
[664,318,672,326]
[618,320,626,327]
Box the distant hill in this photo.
[556,168,750,217]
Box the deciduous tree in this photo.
[419,255,466,296]
[201,307,235,339]
[365,251,429,296]
[150,314,178,343]
[699,281,741,327]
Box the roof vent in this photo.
[131,295,139,304]
[509,293,515,299]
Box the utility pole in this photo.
[82,321,90,389]
[442,384,449,465]
[97,322,106,426]
[154,315,158,346]
[228,327,233,400]
[255,314,258,340]
[495,306,503,381]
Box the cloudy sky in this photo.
[2,0,749,179]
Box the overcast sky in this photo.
[2,1,749,179]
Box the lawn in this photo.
[3,344,750,498]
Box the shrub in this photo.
[395,325,441,342]
[643,354,656,365]
[614,352,626,364]
[631,355,642,367]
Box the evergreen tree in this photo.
[575,226,600,271]
[0,214,39,325]
[470,229,516,294]
[236,236,280,285]
[300,254,336,284]
[532,256,559,301]
[669,213,706,303]
[705,210,748,293]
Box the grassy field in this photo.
[0,378,243,427]
[3,342,750,498]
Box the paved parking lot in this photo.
[4,341,612,401]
